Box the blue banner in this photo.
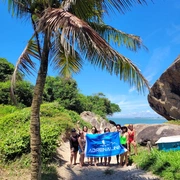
[85,132,126,157]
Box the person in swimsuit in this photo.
[128,124,137,155]
[116,124,122,164]
[103,127,111,166]
[77,121,89,164]
[77,121,88,138]
[120,126,128,167]
[69,128,79,166]
[78,131,86,167]
[90,126,98,166]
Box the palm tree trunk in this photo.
[30,32,50,180]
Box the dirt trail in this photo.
[0,141,161,180]
[56,141,160,180]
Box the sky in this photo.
[1,0,180,118]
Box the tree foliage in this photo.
[0,58,33,107]
[87,93,121,118]
[0,81,33,107]
[43,76,79,110]
[43,77,121,117]
[0,58,14,82]
[0,58,120,115]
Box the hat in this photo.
[71,128,76,132]
[121,126,128,132]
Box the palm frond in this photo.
[7,0,31,17]
[63,0,104,23]
[11,37,40,105]
[62,0,150,15]
[89,22,147,51]
[50,36,83,78]
[77,38,149,92]
[11,38,40,86]
[112,55,149,92]
[38,8,149,92]
[101,0,149,14]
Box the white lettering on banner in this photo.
[89,145,120,153]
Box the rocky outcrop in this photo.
[148,55,180,120]
[80,111,114,132]
[134,124,180,145]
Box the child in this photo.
[128,124,137,155]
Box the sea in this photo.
[107,117,167,126]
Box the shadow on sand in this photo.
[42,161,160,180]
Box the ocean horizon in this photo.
[107,117,167,126]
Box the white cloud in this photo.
[113,109,159,118]
[105,93,159,118]
[128,86,136,93]
[143,46,170,84]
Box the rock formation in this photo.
[80,112,180,147]
[80,111,115,132]
[134,124,180,145]
[148,55,180,120]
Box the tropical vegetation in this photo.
[132,147,180,180]
[3,0,150,179]
[0,58,120,118]
[0,102,90,164]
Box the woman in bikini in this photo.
[120,126,128,167]
[128,124,137,155]
[78,131,86,167]
[77,121,89,164]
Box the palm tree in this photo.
[5,0,150,179]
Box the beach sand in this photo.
[0,141,161,180]
[56,142,161,180]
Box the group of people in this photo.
[69,123,137,168]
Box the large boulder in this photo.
[80,111,114,132]
[148,55,180,120]
[134,124,180,145]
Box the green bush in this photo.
[0,102,89,164]
[132,147,180,180]
[0,109,31,162]
[0,104,18,117]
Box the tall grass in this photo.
[165,120,180,126]
[132,147,180,180]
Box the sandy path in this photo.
[56,141,160,180]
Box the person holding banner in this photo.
[104,128,111,166]
[89,126,98,166]
[85,127,127,166]
[116,124,122,164]
[120,126,129,167]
